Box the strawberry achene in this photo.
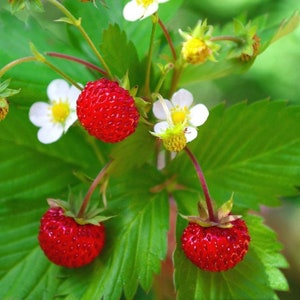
[38,207,105,268]
[76,78,139,143]
[181,219,250,272]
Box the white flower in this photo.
[29,79,81,144]
[152,88,209,143]
[123,0,169,22]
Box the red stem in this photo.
[184,147,216,222]
[46,52,108,76]
[77,160,112,218]
[158,18,177,61]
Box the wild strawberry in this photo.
[181,218,250,272]
[38,205,105,268]
[76,78,139,143]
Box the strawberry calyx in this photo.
[47,198,113,226]
[181,194,242,228]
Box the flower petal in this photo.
[37,123,64,144]
[29,102,51,127]
[67,84,82,109]
[171,89,193,108]
[123,1,145,21]
[153,99,172,120]
[141,3,159,19]
[47,79,70,102]
[189,104,209,127]
[158,0,169,2]
[185,126,198,142]
[64,112,77,132]
[154,121,169,134]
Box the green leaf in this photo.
[0,198,60,299]
[174,213,288,300]
[100,24,143,84]
[169,100,300,210]
[56,167,169,300]
[270,11,300,44]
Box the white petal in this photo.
[47,79,70,102]
[29,102,51,127]
[154,121,169,134]
[123,1,145,21]
[153,99,172,120]
[189,104,209,127]
[185,126,198,142]
[64,112,77,132]
[158,0,169,3]
[141,3,159,19]
[67,84,82,109]
[37,123,64,144]
[171,89,193,108]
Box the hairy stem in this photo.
[211,35,245,44]
[77,160,113,218]
[0,56,37,77]
[158,18,177,61]
[46,52,107,76]
[144,14,158,98]
[184,147,216,222]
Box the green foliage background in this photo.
[0,0,299,299]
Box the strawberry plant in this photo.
[0,0,300,299]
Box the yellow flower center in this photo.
[171,106,189,125]
[51,101,70,123]
[182,37,210,65]
[136,0,154,7]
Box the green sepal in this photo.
[217,193,234,220]
[0,79,20,98]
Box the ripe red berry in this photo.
[181,219,250,272]
[38,207,105,268]
[76,78,139,143]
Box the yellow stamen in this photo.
[51,101,70,123]
[136,0,154,7]
[182,37,210,64]
[171,106,189,125]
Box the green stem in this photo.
[46,52,107,76]
[211,35,245,44]
[47,0,113,79]
[77,160,113,218]
[184,147,216,222]
[0,56,37,78]
[168,63,183,97]
[158,18,177,61]
[144,14,158,98]
[43,60,83,90]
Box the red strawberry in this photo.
[38,207,105,268]
[181,218,250,272]
[76,78,139,143]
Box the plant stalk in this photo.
[46,52,107,76]
[144,14,158,98]
[158,18,177,61]
[0,56,37,78]
[77,160,113,218]
[184,147,216,222]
